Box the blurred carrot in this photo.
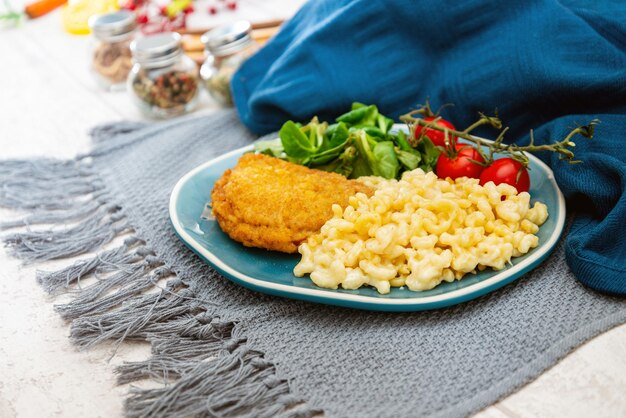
[25,0,67,19]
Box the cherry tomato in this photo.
[136,14,149,24]
[479,158,530,193]
[122,1,137,11]
[436,144,485,180]
[414,116,457,147]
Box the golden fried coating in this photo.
[211,153,373,253]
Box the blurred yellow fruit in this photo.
[62,0,119,35]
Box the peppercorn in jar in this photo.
[88,11,137,91]
[128,32,199,118]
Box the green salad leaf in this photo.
[373,141,400,179]
[352,130,379,177]
[396,149,421,170]
[253,138,284,158]
[279,120,316,161]
[415,135,440,172]
[253,102,441,179]
[337,103,378,126]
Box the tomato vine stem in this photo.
[400,108,598,166]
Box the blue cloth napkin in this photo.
[232,0,626,295]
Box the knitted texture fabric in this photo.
[1,110,625,417]
[231,0,626,295]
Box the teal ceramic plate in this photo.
[169,129,565,312]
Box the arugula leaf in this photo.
[279,120,317,159]
[373,141,400,179]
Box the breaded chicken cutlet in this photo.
[211,153,373,253]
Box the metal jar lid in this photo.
[130,32,183,68]
[88,11,137,42]
[201,20,253,57]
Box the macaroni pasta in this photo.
[294,169,548,294]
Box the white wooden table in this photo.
[1,4,626,418]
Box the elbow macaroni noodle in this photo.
[294,169,548,294]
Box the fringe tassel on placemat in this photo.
[118,324,316,418]
[0,157,321,418]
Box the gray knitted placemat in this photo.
[2,110,625,418]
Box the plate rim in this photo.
[169,138,565,309]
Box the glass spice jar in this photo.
[128,32,200,119]
[200,20,259,106]
[88,11,137,91]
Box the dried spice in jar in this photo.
[200,20,258,106]
[88,11,137,91]
[128,32,199,118]
[132,70,198,109]
[93,42,133,84]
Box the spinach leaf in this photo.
[373,141,400,179]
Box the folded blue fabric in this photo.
[232,0,626,295]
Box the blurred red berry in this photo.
[226,1,237,10]
[208,5,218,14]
[183,5,194,14]
[136,14,149,24]
[159,5,168,15]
